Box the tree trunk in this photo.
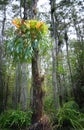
[4,76,9,110]
[20,63,28,111]
[26,0,44,123]
[50,0,59,110]
[13,0,28,110]
[13,63,21,109]
[0,54,4,113]
[0,4,6,113]
[64,30,74,97]
[23,0,28,19]
[31,47,44,123]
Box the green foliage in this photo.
[6,35,32,62]
[5,19,49,63]
[44,96,55,114]
[0,110,32,129]
[57,101,84,129]
[70,40,84,108]
[57,64,65,75]
[44,95,58,126]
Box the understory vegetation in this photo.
[0,101,84,130]
[0,110,32,129]
[0,0,84,130]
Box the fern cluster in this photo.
[57,101,84,129]
[0,110,32,129]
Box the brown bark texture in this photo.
[31,48,44,124]
[29,115,53,130]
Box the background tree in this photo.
[0,0,84,129]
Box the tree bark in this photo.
[23,0,28,19]
[27,0,44,124]
[31,47,44,123]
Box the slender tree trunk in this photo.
[20,0,29,111]
[0,54,4,113]
[50,0,59,110]
[20,63,28,111]
[57,73,63,107]
[0,4,6,113]
[60,49,69,102]
[20,0,22,18]
[4,76,9,110]
[0,34,4,113]
[13,0,28,110]
[64,30,74,97]
[13,63,21,109]
[23,0,28,19]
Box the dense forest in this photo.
[0,0,84,130]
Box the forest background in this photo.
[0,0,84,130]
